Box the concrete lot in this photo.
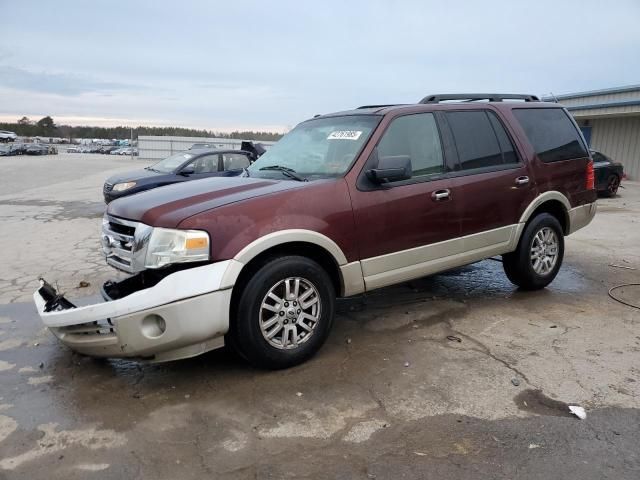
[0,153,639,479]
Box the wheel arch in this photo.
[223,230,364,317]
[518,192,571,235]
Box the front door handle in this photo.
[515,176,530,186]
[431,189,450,201]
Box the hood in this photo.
[106,168,163,185]
[107,176,306,227]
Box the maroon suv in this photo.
[35,93,597,368]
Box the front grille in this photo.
[102,215,140,273]
[103,182,114,192]
[59,319,115,336]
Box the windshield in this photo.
[150,152,194,173]
[248,115,380,179]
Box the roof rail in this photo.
[419,93,540,104]
[356,104,404,109]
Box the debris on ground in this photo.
[609,263,636,270]
[529,443,541,449]
[78,280,91,288]
[511,378,521,387]
[569,405,587,420]
[38,362,44,369]
[346,338,352,344]
[296,392,303,397]
[404,361,410,367]
[446,335,462,343]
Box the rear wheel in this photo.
[229,255,335,369]
[604,174,620,197]
[502,213,564,290]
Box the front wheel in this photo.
[229,255,336,369]
[502,213,564,290]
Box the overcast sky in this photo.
[1,0,639,131]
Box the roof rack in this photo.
[419,93,540,104]
[356,104,404,109]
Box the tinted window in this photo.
[487,112,519,164]
[446,111,507,170]
[513,108,588,163]
[223,153,250,170]
[377,113,444,177]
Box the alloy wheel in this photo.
[259,277,321,349]
[530,227,559,276]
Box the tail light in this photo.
[586,160,595,190]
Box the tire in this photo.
[502,213,564,290]
[603,174,620,197]
[229,255,336,369]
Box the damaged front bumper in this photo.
[33,261,240,362]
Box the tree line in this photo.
[0,116,285,142]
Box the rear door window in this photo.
[512,108,588,162]
[190,154,219,173]
[445,110,518,171]
[377,113,445,178]
[222,153,250,170]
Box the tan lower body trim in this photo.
[360,225,518,291]
[568,202,597,235]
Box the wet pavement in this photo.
[0,154,639,479]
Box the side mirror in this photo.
[366,150,412,184]
[180,165,195,176]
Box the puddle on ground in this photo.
[338,259,589,315]
[514,389,573,417]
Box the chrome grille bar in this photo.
[101,215,151,273]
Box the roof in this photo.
[542,84,640,118]
[186,148,244,155]
[542,84,640,101]
[312,96,559,121]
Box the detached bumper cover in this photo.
[33,261,240,362]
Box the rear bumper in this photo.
[568,201,597,235]
[33,261,240,362]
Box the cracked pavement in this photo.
[0,153,639,479]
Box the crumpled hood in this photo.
[107,176,305,227]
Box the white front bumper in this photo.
[34,260,241,362]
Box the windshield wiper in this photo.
[259,165,307,182]
[144,166,160,173]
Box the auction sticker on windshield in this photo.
[327,130,362,140]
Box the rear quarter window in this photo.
[512,108,588,163]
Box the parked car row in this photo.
[67,145,137,155]
[0,143,57,156]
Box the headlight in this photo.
[144,227,210,269]
[113,181,136,192]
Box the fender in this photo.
[220,229,366,296]
[511,191,571,249]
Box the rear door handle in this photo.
[515,176,530,186]
[431,189,450,201]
